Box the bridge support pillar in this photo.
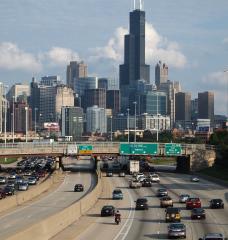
[59,156,64,171]
[176,155,191,173]
[55,157,60,169]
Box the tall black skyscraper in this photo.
[119,1,150,112]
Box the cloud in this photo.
[45,47,80,66]
[223,37,228,44]
[0,42,42,72]
[89,22,187,68]
[202,71,227,86]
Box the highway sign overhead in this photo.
[165,143,182,155]
[120,143,158,155]
[78,145,93,154]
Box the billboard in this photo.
[43,122,60,131]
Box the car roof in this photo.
[204,233,224,238]
[166,207,180,212]
[137,198,147,202]
[103,205,114,208]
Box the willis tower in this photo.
[119,0,150,112]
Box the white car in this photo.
[179,194,190,203]
[136,173,145,180]
[191,176,199,182]
[18,182,29,191]
[0,176,6,184]
[198,233,227,240]
[150,174,160,183]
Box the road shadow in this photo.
[148,205,160,209]
[98,197,112,200]
[86,213,101,218]
[139,218,166,224]
[144,233,167,239]
[116,186,129,189]
[117,207,133,211]
[225,192,228,203]
[100,222,117,225]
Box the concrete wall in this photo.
[0,171,63,214]
[6,173,102,240]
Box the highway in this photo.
[65,172,228,240]
[0,171,96,240]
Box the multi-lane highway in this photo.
[57,172,228,240]
[0,172,96,240]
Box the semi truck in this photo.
[128,160,140,174]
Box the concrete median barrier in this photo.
[5,173,103,240]
[0,171,63,214]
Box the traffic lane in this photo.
[76,176,136,240]
[0,172,96,240]
[158,173,228,238]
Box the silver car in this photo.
[168,223,186,239]
[18,182,29,191]
[179,194,190,203]
[198,233,226,240]
[0,176,6,184]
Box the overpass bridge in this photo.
[0,142,216,172]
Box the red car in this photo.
[186,197,201,209]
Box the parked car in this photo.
[0,188,6,199]
[191,208,206,220]
[0,176,6,184]
[3,186,15,195]
[101,205,115,216]
[160,196,173,208]
[179,194,190,203]
[8,173,17,180]
[167,223,186,239]
[18,182,29,191]
[135,198,148,210]
[209,199,224,209]
[112,189,123,200]
[27,176,37,185]
[199,233,227,240]
[165,207,181,222]
[74,184,84,192]
[157,188,168,197]
[186,197,201,209]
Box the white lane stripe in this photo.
[113,189,135,240]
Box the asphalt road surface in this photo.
[75,172,228,240]
[0,172,96,240]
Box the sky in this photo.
[0,0,227,115]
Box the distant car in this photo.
[198,233,227,240]
[7,180,16,189]
[112,189,123,200]
[101,205,115,216]
[150,174,160,183]
[135,198,148,210]
[18,182,29,191]
[191,176,199,182]
[165,207,181,222]
[0,188,6,199]
[106,171,113,177]
[27,176,37,185]
[186,197,201,209]
[209,199,224,209]
[168,223,186,239]
[8,173,17,180]
[129,179,141,188]
[191,208,206,220]
[157,188,168,197]
[0,176,6,184]
[160,196,173,208]
[119,172,125,177]
[3,186,14,195]
[179,194,190,203]
[74,184,84,192]
[15,176,24,184]
[141,179,152,187]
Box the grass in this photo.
[148,158,176,165]
[0,157,18,164]
[200,165,228,182]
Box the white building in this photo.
[7,83,30,102]
[86,105,107,134]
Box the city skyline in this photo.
[0,0,227,115]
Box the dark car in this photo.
[209,199,224,209]
[3,186,15,196]
[165,207,181,222]
[168,223,186,239]
[0,188,6,199]
[191,208,206,220]
[142,179,152,187]
[135,198,148,210]
[101,205,115,216]
[157,188,168,197]
[186,197,201,210]
[74,184,84,192]
[112,189,123,200]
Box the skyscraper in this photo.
[119,1,150,111]
[155,61,168,87]
[66,61,87,91]
[175,92,191,121]
[198,91,214,124]
[82,88,106,110]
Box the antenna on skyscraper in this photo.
[133,0,136,10]
[139,0,142,10]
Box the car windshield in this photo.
[113,190,121,194]
[212,199,222,203]
[169,224,184,229]
[137,198,147,203]
[167,208,179,213]
[104,206,113,209]
[189,198,199,201]
[158,189,166,192]
[193,208,204,213]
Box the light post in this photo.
[34,107,38,136]
[224,69,228,117]
[12,96,15,143]
[133,102,137,143]
[25,106,28,143]
[110,116,113,142]
[4,85,8,148]
[127,108,130,143]
[156,91,159,142]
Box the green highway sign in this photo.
[165,143,182,155]
[120,143,158,155]
[78,145,93,154]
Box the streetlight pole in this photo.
[4,85,8,148]
[224,70,228,117]
[133,102,137,143]
[12,96,15,143]
[34,107,38,136]
[25,106,28,143]
[127,108,130,143]
[156,91,159,142]
[110,116,113,142]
